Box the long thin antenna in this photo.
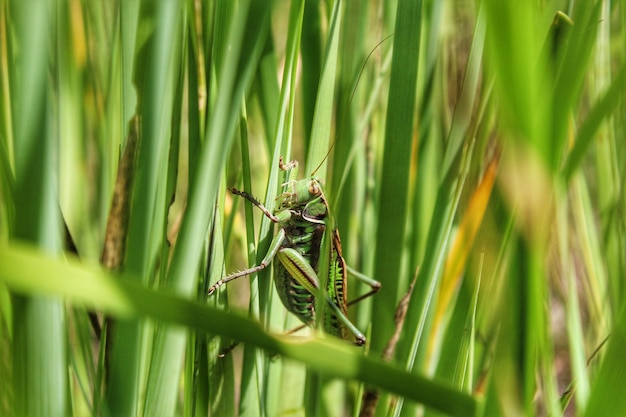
[311,33,394,177]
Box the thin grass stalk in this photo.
[300,0,323,151]
[558,185,589,411]
[305,0,342,178]
[237,102,266,417]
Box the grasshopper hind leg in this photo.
[346,265,381,306]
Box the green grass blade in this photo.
[562,64,626,181]
[0,242,479,417]
[305,0,342,177]
[584,304,626,416]
[2,1,626,416]
[300,1,322,147]
[550,2,603,171]
[440,4,486,177]
[9,1,67,416]
[371,0,422,354]
[558,183,590,410]
[120,0,140,128]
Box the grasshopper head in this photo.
[277,178,324,211]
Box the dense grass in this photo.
[1,1,625,416]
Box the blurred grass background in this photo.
[1,0,625,416]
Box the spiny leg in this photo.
[207,264,266,296]
[278,156,298,171]
[228,187,280,222]
[346,265,381,306]
[207,228,286,295]
[208,186,287,295]
[209,186,289,356]
[207,229,287,357]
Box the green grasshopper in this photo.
[209,157,380,345]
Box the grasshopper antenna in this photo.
[310,33,394,177]
[350,33,393,104]
[311,142,336,177]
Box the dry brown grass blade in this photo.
[100,115,141,271]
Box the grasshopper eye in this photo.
[308,180,321,196]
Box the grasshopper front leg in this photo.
[207,228,286,295]
[208,187,292,295]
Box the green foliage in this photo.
[1,1,625,416]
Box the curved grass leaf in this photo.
[0,242,478,417]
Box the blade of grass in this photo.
[9,1,67,416]
[584,303,626,416]
[204,201,232,417]
[235,105,266,417]
[416,6,488,383]
[120,0,139,129]
[305,0,342,177]
[557,183,589,411]
[0,3,14,172]
[480,229,524,417]
[440,3,486,177]
[480,3,573,415]
[562,64,626,182]
[550,2,603,171]
[301,1,347,414]
[0,242,479,417]
[300,0,323,151]
[236,2,305,415]
[331,0,377,281]
[371,0,422,355]
[482,1,549,165]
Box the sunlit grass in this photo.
[1,1,625,416]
